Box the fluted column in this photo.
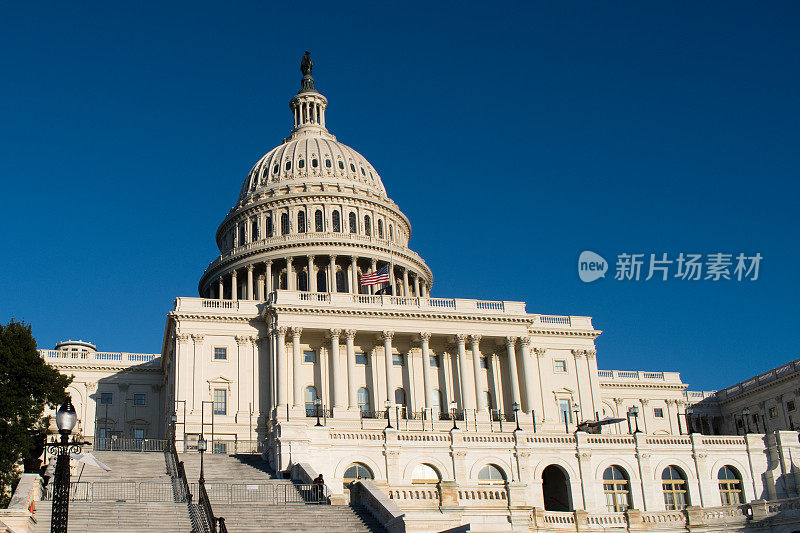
[370,259,378,295]
[276,327,288,407]
[456,334,473,410]
[287,257,295,290]
[470,335,486,413]
[402,270,410,297]
[330,329,343,409]
[265,260,273,294]
[218,277,224,300]
[231,269,238,301]
[291,327,303,408]
[257,274,265,301]
[345,330,357,409]
[349,257,356,294]
[419,333,433,409]
[247,265,254,300]
[413,275,420,297]
[518,337,535,413]
[329,255,337,293]
[309,255,317,292]
[383,331,395,405]
[505,337,521,409]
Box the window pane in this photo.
[355,353,367,365]
[392,353,403,366]
[134,394,146,405]
[304,350,316,363]
[213,389,226,415]
[214,347,227,360]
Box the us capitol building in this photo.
[39,56,800,532]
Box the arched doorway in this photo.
[542,465,572,511]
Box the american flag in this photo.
[360,264,390,286]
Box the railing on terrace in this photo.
[597,369,683,383]
[94,438,168,452]
[716,358,800,401]
[40,349,159,364]
[387,484,441,507]
[457,484,508,506]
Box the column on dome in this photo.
[348,257,356,294]
[402,269,410,297]
[517,338,535,413]
[413,275,420,297]
[265,260,273,294]
[456,334,473,411]
[329,255,337,293]
[291,327,303,408]
[309,255,317,292]
[287,257,295,290]
[218,277,224,300]
[419,333,433,409]
[276,327,288,408]
[471,335,486,413]
[231,269,238,301]
[345,330,357,409]
[370,259,377,295]
[330,329,344,409]
[247,265,254,300]
[383,331,395,406]
[257,274,265,301]
[420,282,428,298]
[505,336,522,411]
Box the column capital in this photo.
[264,259,273,266]
[571,349,585,357]
[290,326,303,338]
[382,330,395,341]
[469,334,481,344]
[191,334,205,344]
[519,336,531,347]
[455,333,468,345]
[533,346,546,357]
[345,329,357,340]
[418,332,432,343]
[177,333,192,343]
[217,276,224,283]
[330,254,337,261]
[613,397,625,405]
[640,398,650,405]
[247,264,254,272]
[586,349,597,359]
[287,256,294,264]
[231,269,238,278]
[329,328,342,339]
[505,336,518,347]
[235,335,250,346]
[275,326,289,337]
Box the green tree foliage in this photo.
[0,320,71,506]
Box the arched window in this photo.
[315,210,323,232]
[343,463,373,483]
[335,270,346,293]
[251,218,258,241]
[338,160,345,170]
[298,271,308,292]
[662,466,689,510]
[311,158,318,168]
[357,387,370,414]
[332,211,341,232]
[542,465,572,511]
[477,464,505,484]
[297,211,306,233]
[718,466,743,505]
[349,212,357,233]
[304,386,318,417]
[325,159,332,168]
[364,215,371,236]
[285,160,291,171]
[239,225,246,245]
[603,466,631,512]
[266,215,273,237]
[279,272,287,290]
[298,159,305,169]
[411,464,440,484]
[377,219,384,239]
[316,270,327,293]
[389,225,394,242]
[281,213,290,235]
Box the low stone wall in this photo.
[349,479,406,533]
[0,474,42,533]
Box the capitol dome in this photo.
[198,53,433,301]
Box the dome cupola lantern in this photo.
[290,52,328,136]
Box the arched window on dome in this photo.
[251,218,258,241]
[364,215,371,237]
[350,162,356,173]
[297,270,308,292]
[285,160,291,171]
[281,213,290,235]
[377,219,384,239]
[314,210,323,232]
[325,159,332,168]
[297,211,306,233]
[338,160,345,170]
[336,270,346,293]
[298,159,305,169]
[238,224,246,246]
[389,225,394,242]
[349,212,357,234]
[332,211,341,233]
[311,158,318,168]
[279,272,287,290]
[317,270,327,293]
[266,215,273,237]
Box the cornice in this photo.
[529,328,601,339]
[716,371,800,405]
[599,382,689,391]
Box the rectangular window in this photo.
[788,401,796,412]
[213,442,227,454]
[769,406,777,419]
[654,408,664,418]
[558,399,572,423]
[134,394,146,406]
[133,429,144,440]
[355,352,367,365]
[100,392,113,405]
[554,360,567,373]
[430,355,439,368]
[392,353,403,366]
[214,347,227,360]
[213,389,227,415]
[303,350,316,363]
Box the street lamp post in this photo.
[512,402,521,432]
[572,402,580,431]
[742,408,751,433]
[384,400,393,430]
[449,401,458,430]
[48,396,81,533]
[314,399,323,427]
[629,406,641,433]
[198,436,207,484]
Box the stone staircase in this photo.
[32,451,194,532]
[178,452,386,532]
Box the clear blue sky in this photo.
[1,2,797,391]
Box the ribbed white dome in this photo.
[238,134,387,204]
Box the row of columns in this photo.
[212,256,429,300]
[271,328,537,415]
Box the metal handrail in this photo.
[198,479,218,533]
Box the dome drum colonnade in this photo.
[198,60,432,302]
